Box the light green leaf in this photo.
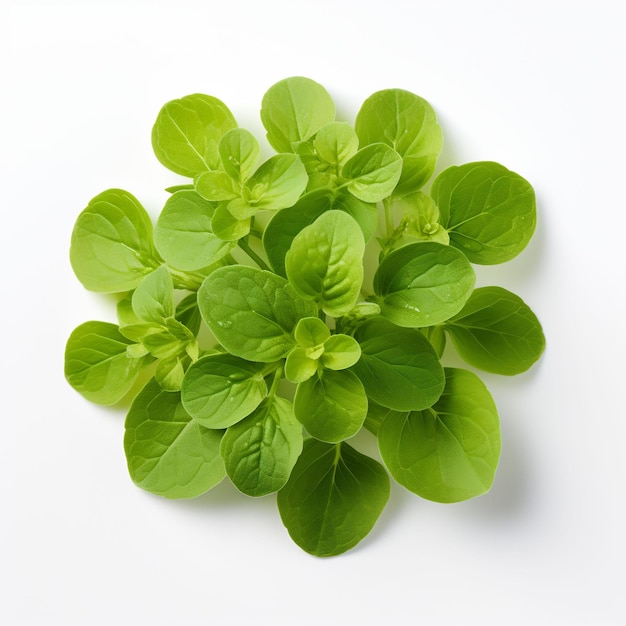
[355,88,442,195]
[342,143,402,203]
[194,171,239,202]
[211,203,251,241]
[151,93,237,177]
[391,191,449,245]
[221,397,303,497]
[294,316,330,348]
[245,154,308,210]
[444,286,545,374]
[131,266,174,325]
[431,161,536,264]
[285,211,364,317]
[181,353,268,428]
[313,121,358,167]
[285,348,319,384]
[351,318,444,411]
[374,242,475,327]
[70,189,160,293]
[124,378,225,498]
[420,325,447,359]
[294,369,367,443]
[198,265,317,362]
[117,291,142,327]
[321,334,361,370]
[277,439,390,557]
[155,355,186,391]
[261,76,336,153]
[154,190,233,272]
[65,321,151,405]
[219,128,260,182]
[378,368,501,503]
[175,293,202,336]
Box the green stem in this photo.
[238,239,271,271]
[267,364,284,401]
[383,197,394,241]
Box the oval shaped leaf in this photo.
[313,121,358,167]
[355,89,442,195]
[351,318,444,411]
[221,397,303,497]
[277,439,390,557]
[374,242,475,327]
[378,368,501,503]
[444,286,546,375]
[198,265,317,362]
[342,143,402,202]
[285,211,364,317]
[245,153,308,210]
[431,161,536,264]
[70,189,160,293]
[293,369,367,443]
[131,265,174,324]
[151,93,237,177]
[65,321,151,405]
[219,127,260,182]
[124,378,225,498]
[261,76,335,153]
[154,190,233,272]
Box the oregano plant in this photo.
[65,76,545,557]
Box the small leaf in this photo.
[294,316,330,348]
[277,439,390,557]
[444,286,545,374]
[131,266,174,325]
[181,353,268,428]
[342,143,402,202]
[285,348,319,384]
[294,369,367,443]
[151,93,237,177]
[355,88,442,195]
[155,355,186,391]
[194,171,239,201]
[261,76,336,153]
[219,128,260,182]
[321,334,361,371]
[378,368,501,503]
[70,189,160,293]
[285,211,364,317]
[374,242,475,327]
[221,397,303,497]
[65,321,151,405]
[211,203,251,241]
[313,121,358,167]
[431,161,536,264]
[245,154,308,211]
[124,378,225,498]
[175,293,202,336]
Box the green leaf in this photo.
[70,189,160,293]
[391,191,449,245]
[421,325,447,359]
[443,286,545,375]
[194,171,239,201]
[321,334,361,370]
[294,369,367,443]
[374,242,475,327]
[342,143,402,203]
[198,265,317,362]
[155,355,186,391]
[124,378,225,498]
[175,293,202,336]
[277,439,390,557]
[65,321,151,405]
[151,93,237,177]
[431,161,536,264]
[354,88,443,195]
[117,291,141,327]
[245,154,308,210]
[211,203,251,241]
[219,128,260,182]
[221,397,303,497]
[131,266,174,325]
[294,316,330,348]
[378,368,501,503]
[285,211,364,317]
[285,348,319,384]
[154,190,233,272]
[181,353,268,428]
[261,76,336,153]
[313,121,358,167]
[351,318,444,411]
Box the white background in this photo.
[2,1,625,624]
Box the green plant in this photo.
[65,76,545,557]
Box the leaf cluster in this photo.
[65,77,545,557]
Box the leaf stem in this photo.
[267,364,284,400]
[383,197,394,240]
[238,239,271,271]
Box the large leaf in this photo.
[197,265,317,362]
[378,368,501,503]
[151,93,237,177]
[181,353,268,428]
[351,318,444,411]
[277,439,390,557]
[70,189,160,293]
[65,321,151,405]
[124,379,225,498]
[444,286,545,374]
[374,242,475,327]
[355,89,442,195]
[285,211,364,317]
[221,397,303,497]
[261,76,335,153]
[431,161,536,264]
